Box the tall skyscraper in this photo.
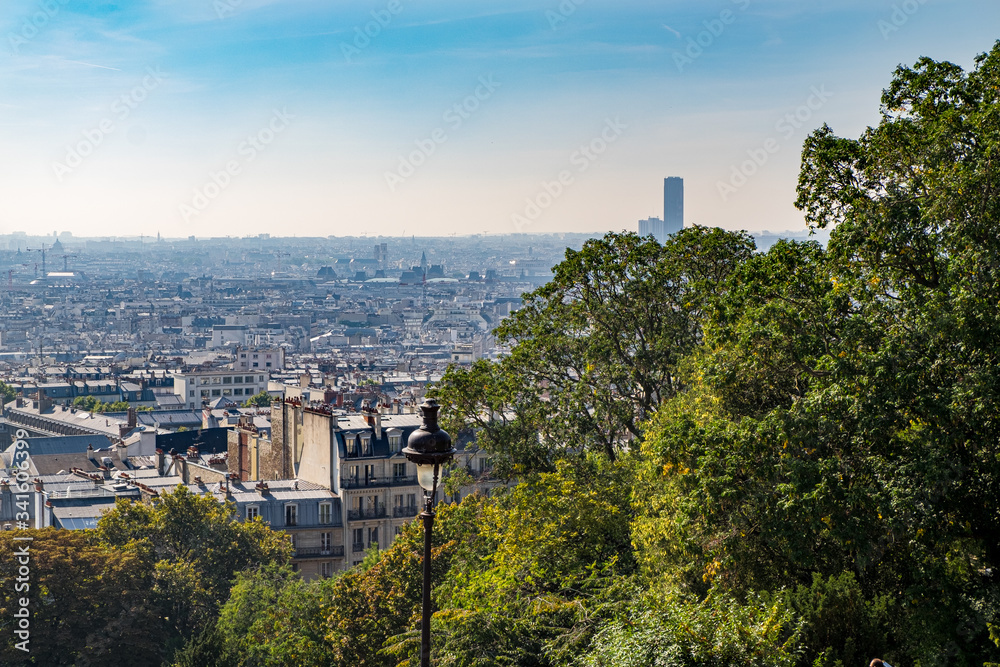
[664,177,683,235]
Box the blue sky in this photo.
[0,0,997,238]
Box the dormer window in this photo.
[345,434,357,456]
[360,434,372,456]
[387,428,403,453]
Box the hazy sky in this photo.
[0,1,997,238]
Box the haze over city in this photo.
[2,0,998,239]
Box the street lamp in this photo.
[402,398,455,667]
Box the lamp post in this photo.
[402,398,455,667]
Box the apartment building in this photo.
[171,369,269,410]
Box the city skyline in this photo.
[1,1,998,239]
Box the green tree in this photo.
[0,380,16,403]
[72,394,101,411]
[243,390,273,407]
[94,486,292,649]
[433,228,754,475]
[627,42,1000,665]
[0,529,162,666]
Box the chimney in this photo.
[373,409,382,439]
[37,389,52,413]
[127,407,137,429]
[393,398,401,415]
[175,454,188,484]
[156,448,165,476]
[87,444,96,461]
[187,445,200,460]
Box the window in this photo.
[321,532,332,552]
[212,377,221,384]
[223,389,232,396]
[188,390,194,397]
[284,504,297,526]
[349,465,359,484]
[246,506,259,520]
[321,562,332,578]
[200,390,210,398]
[289,533,296,549]
[353,528,363,551]
[395,526,402,537]
[259,375,264,382]
[234,388,243,396]
[393,462,406,479]
[319,502,332,524]
[223,376,232,384]
[407,493,416,508]
[367,527,379,549]
[364,464,375,482]
[345,436,357,456]
[388,433,401,452]
[212,389,221,397]
[253,354,259,359]
[266,362,272,367]
[360,436,371,456]
[253,362,259,368]
[199,377,210,385]
[240,353,247,358]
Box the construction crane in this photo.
[27,244,48,276]
[61,254,78,271]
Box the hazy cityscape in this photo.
[3,0,1000,665]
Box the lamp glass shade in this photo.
[416,462,439,492]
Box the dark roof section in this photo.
[21,434,115,456]
[155,427,230,455]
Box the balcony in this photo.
[352,542,365,553]
[340,475,418,490]
[392,505,419,518]
[294,546,345,559]
[347,505,387,521]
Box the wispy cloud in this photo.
[55,58,122,71]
